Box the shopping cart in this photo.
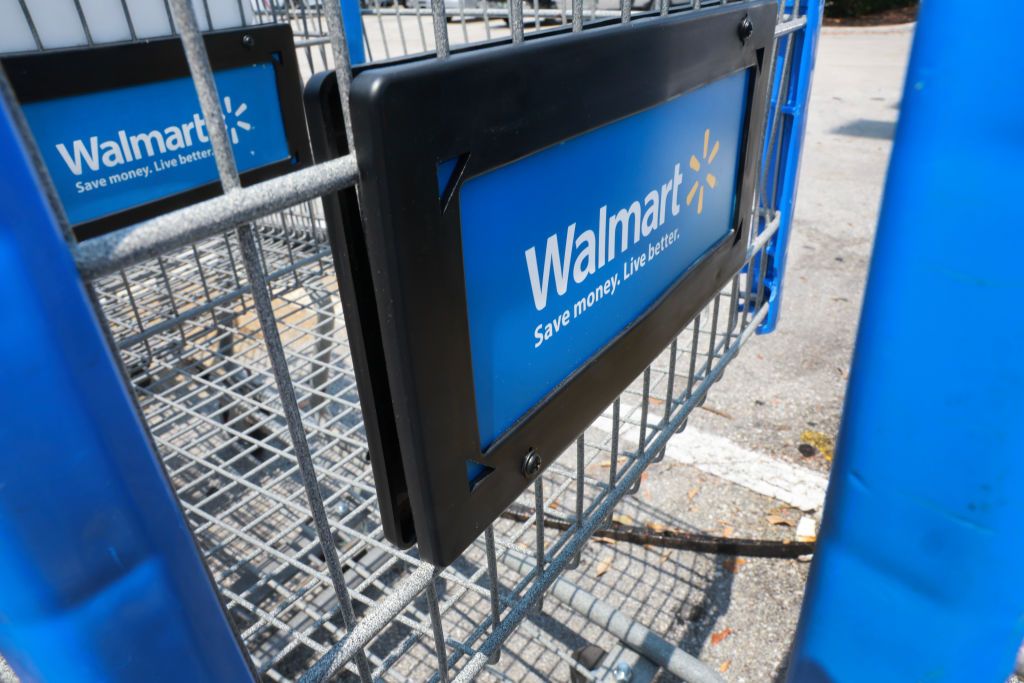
[0,0,820,680]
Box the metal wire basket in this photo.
[0,0,818,679]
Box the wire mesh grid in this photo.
[2,0,810,679]
[94,226,773,682]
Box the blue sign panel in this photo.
[460,69,750,447]
[21,63,292,227]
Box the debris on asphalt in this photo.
[798,443,819,457]
[796,516,818,543]
[800,429,835,461]
[711,628,734,646]
[646,521,668,534]
[767,513,796,527]
[723,558,747,574]
[699,404,734,420]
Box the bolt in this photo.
[612,661,633,682]
[241,33,255,48]
[522,450,542,478]
[738,16,754,43]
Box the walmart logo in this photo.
[55,95,252,177]
[223,96,253,144]
[520,125,733,312]
[686,128,719,215]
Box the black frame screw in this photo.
[522,450,542,478]
[738,17,754,43]
[241,33,254,48]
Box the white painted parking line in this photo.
[664,427,828,512]
[592,400,828,512]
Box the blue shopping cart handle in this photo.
[0,84,254,683]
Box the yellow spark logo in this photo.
[686,128,719,215]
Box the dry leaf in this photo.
[612,514,634,526]
[548,500,559,510]
[648,396,665,406]
[699,404,734,420]
[710,627,733,645]
[600,456,628,469]
[660,549,672,563]
[722,558,746,574]
[594,537,617,545]
[646,521,668,534]
[719,660,732,673]
[687,487,700,501]
[766,514,795,527]
[720,525,734,539]
[594,557,612,577]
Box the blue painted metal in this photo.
[0,94,254,681]
[756,0,823,334]
[341,0,367,65]
[788,4,1024,682]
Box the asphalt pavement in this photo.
[689,23,913,472]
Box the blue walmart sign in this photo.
[459,69,750,448]
[21,63,292,227]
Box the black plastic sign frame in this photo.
[306,1,777,565]
[3,25,310,241]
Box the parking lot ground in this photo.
[687,23,913,473]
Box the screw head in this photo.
[612,661,633,682]
[522,450,542,478]
[738,16,754,43]
[241,33,255,48]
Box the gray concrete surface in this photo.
[690,23,914,473]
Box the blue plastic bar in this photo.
[341,0,367,65]
[757,0,823,334]
[788,3,1024,681]
[0,91,254,681]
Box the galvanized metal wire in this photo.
[2,0,811,679]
